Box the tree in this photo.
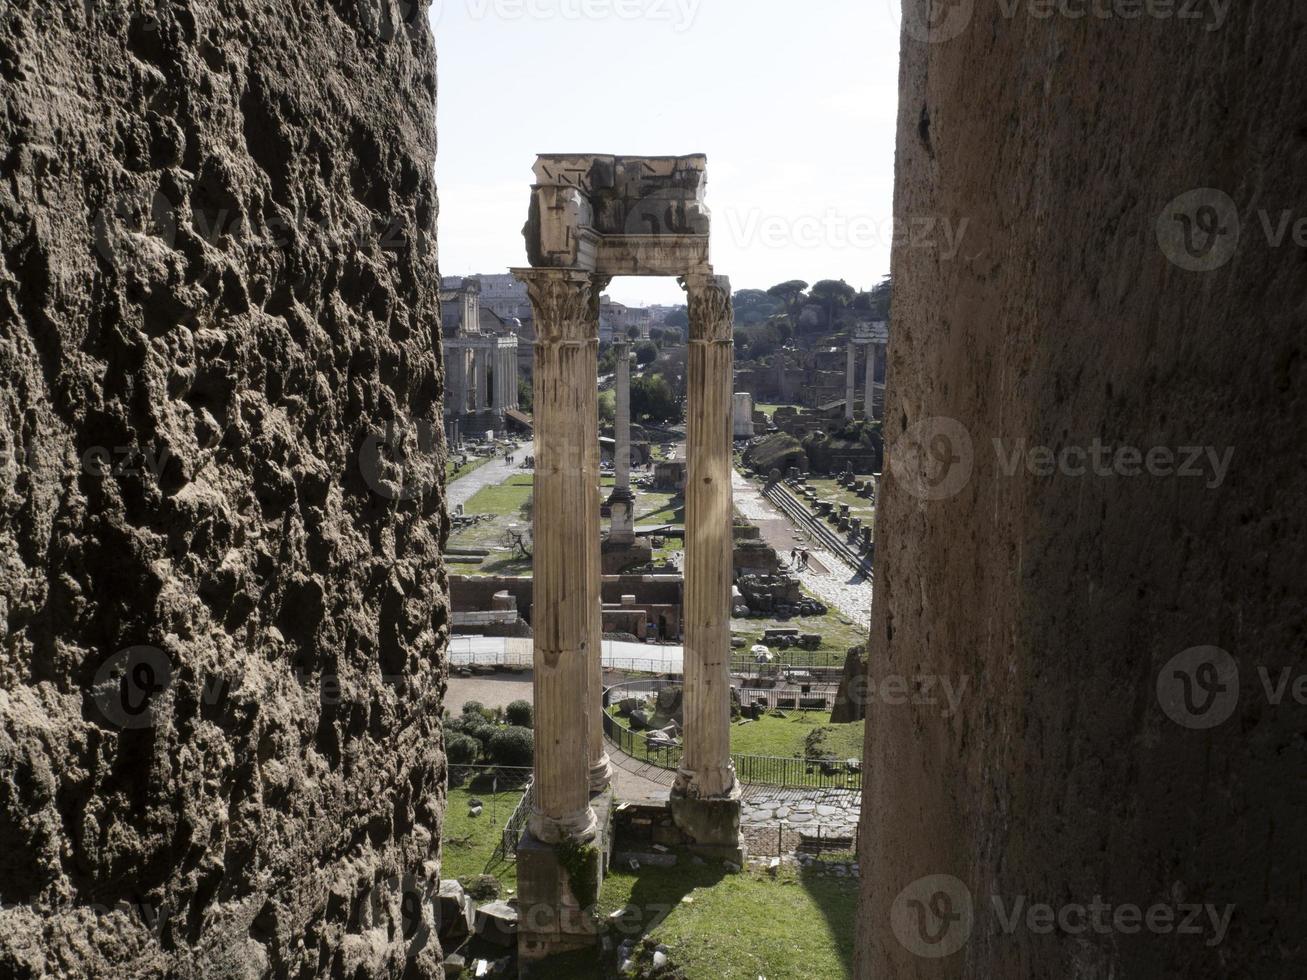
[663,306,689,328]
[733,330,751,356]
[516,376,532,413]
[630,374,680,424]
[447,732,479,765]
[635,341,658,365]
[598,389,616,423]
[733,289,784,325]
[626,326,641,341]
[766,280,809,318]
[810,279,857,329]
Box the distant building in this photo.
[441,277,521,439]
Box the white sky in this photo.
[431,0,902,307]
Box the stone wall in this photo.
[859,6,1304,978]
[0,2,447,977]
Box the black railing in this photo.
[603,680,862,790]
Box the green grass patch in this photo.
[598,862,856,979]
[808,719,866,762]
[440,782,528,890]
[446,454,494,482]
[730,710,835,757]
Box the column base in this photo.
[527,802,598,846]
[589,752,613,794]
[667,794,746,866]
[517,791,613,964]
[606,490,636,546]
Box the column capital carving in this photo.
[681,272,733,343]
[514,268,604,344]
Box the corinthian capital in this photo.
[515,269,601,344]
[682,272,733,343]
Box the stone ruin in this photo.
[512,153,743,962]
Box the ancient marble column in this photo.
[608,341,636,546]
[845,340,857,420]
[863,341,875,420]
[520,268,598,843]
[585,276,613,793]
[674,272,738,801]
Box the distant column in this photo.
[675,272,738,802]
[520,268,598,845]
[608,341,636,546]
[863,341,875,419]
[845,341,857,420]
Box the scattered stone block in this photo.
[473,900,518,946]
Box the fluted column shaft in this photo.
[608,341,636,545]
[520,269,599,844]
[674,272,738,801]
[614,343,632,493]
[585,276,613,792]
[863,341,875,420]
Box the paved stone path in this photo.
[447,444,527,512]
[732,469,872,629]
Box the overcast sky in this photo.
[431,0,902,306]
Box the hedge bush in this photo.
[505,700,534,728]
[488,726,534,767]
[446,732,479,765]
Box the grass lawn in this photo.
[753,403,800,419]
[610,705,864,762]
[730,710,837,757]
[595,862,856,980]
[440,782,528,890]
[633,489,682,526]
[446,454,494,482]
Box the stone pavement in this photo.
[447,444,527,512]
[732,469,871,629]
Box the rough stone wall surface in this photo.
[1,2,447,977]
[859,5,1305,979]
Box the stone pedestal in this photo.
[517,790,614,964]
[519,268,599,845]
[668,796,745,864]
[673,273,740,843]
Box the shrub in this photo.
[488,726,534,768]
[464,718,497,753]
[446,732,479,765]
[462,700,486,717]
[505,700,534,728]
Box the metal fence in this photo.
[603,680,862,790]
